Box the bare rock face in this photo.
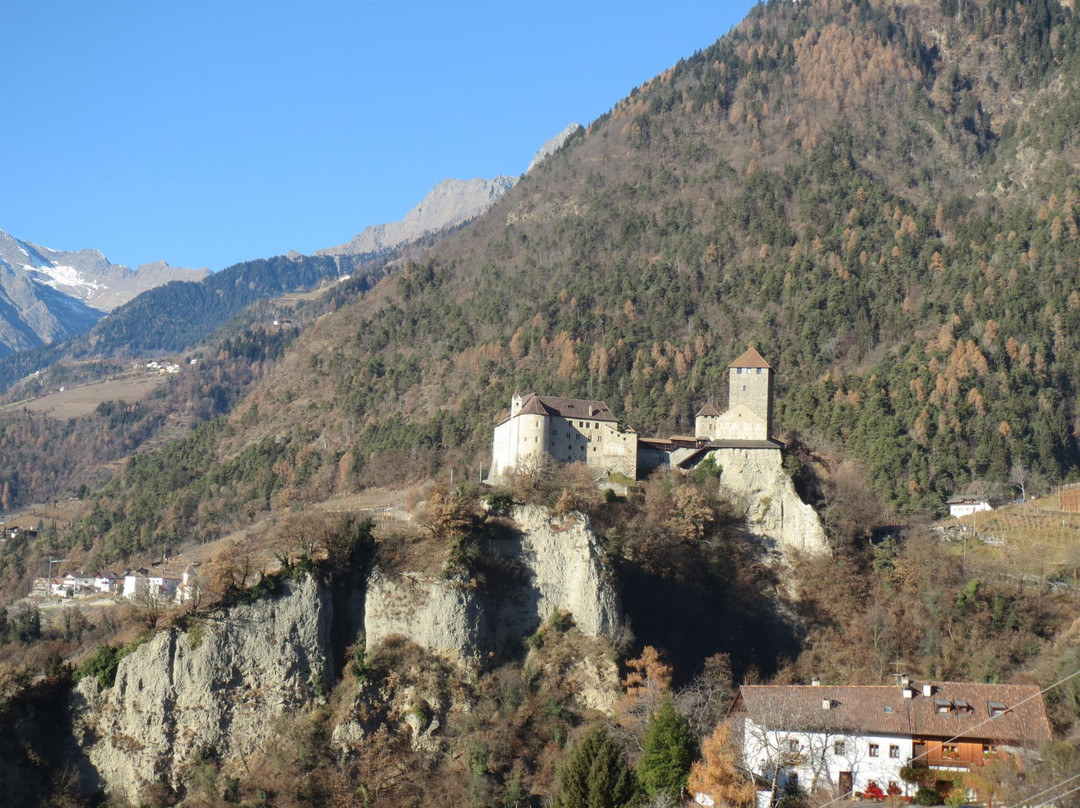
[489,505,620,645]
[525,123,584,173]
[710,448,829,556]
[70,576,333,803]
[363,504,622,667]
[363,571,485,668]
[317,176,517,258]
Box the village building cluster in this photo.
[143,360,182,375]
[34,564,198,604]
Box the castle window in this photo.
[757,368,763,374]
[737,367,743,374]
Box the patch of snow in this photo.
[30,263,105,294]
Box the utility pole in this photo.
[47,557,67,601]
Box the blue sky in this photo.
[5,1,756,271]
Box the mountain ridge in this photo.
[316,175,518,257]
[0,229,209,356]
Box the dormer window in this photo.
[954,699,971,713]
[988,702,1007,717]
[935,699,953,714]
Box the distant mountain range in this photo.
[0,122,581,369]
[0,230,208,356]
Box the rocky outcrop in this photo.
[70,576,334,804]
[490,505,620,643]
[317,176,517,257]
[710,447,830,556]
[363,505,621,667]
[526,123,584,173]
[363,571,485,667]
[69,507,624,799]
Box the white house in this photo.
[730,680,1052,804]
[61,572,97,596]
[123,568,188,602]
[95,573,121,594]
[947,496,992,518]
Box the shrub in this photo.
[486,490,514,515]
[863,781,886,801]
[914,787,940,805]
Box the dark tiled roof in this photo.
[730,346,771,369]
[516,392,617,421]
[696,403,723,417]
[735,683,1052,746]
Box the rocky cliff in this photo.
[70,576,335,803]
[69,504,623,801]
[710,448,829,557]
[364,505,622,667]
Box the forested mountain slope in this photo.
[31,0,1080,561]
[230,0,1080,512]
[0,251,385,393]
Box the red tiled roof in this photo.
[516,392,617,421]
[730,346,771,369]
[735,683,1052,746]
[696,403,722,417]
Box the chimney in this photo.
[811,677,821,687]
[900,674,910,687]
[902,686,915,699]
[922,684,934,698]
[822,698,832,711]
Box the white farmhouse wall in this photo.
[743,719,913,796]
[949,501,991,518]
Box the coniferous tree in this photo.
[637,699,697,803]
[553,724,638,808]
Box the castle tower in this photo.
[726,346,772,440]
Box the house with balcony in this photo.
[728,679,1052,805]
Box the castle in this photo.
[489,346,781,481]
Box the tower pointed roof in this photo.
[696,402,722,417]
[729,345,770,369]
